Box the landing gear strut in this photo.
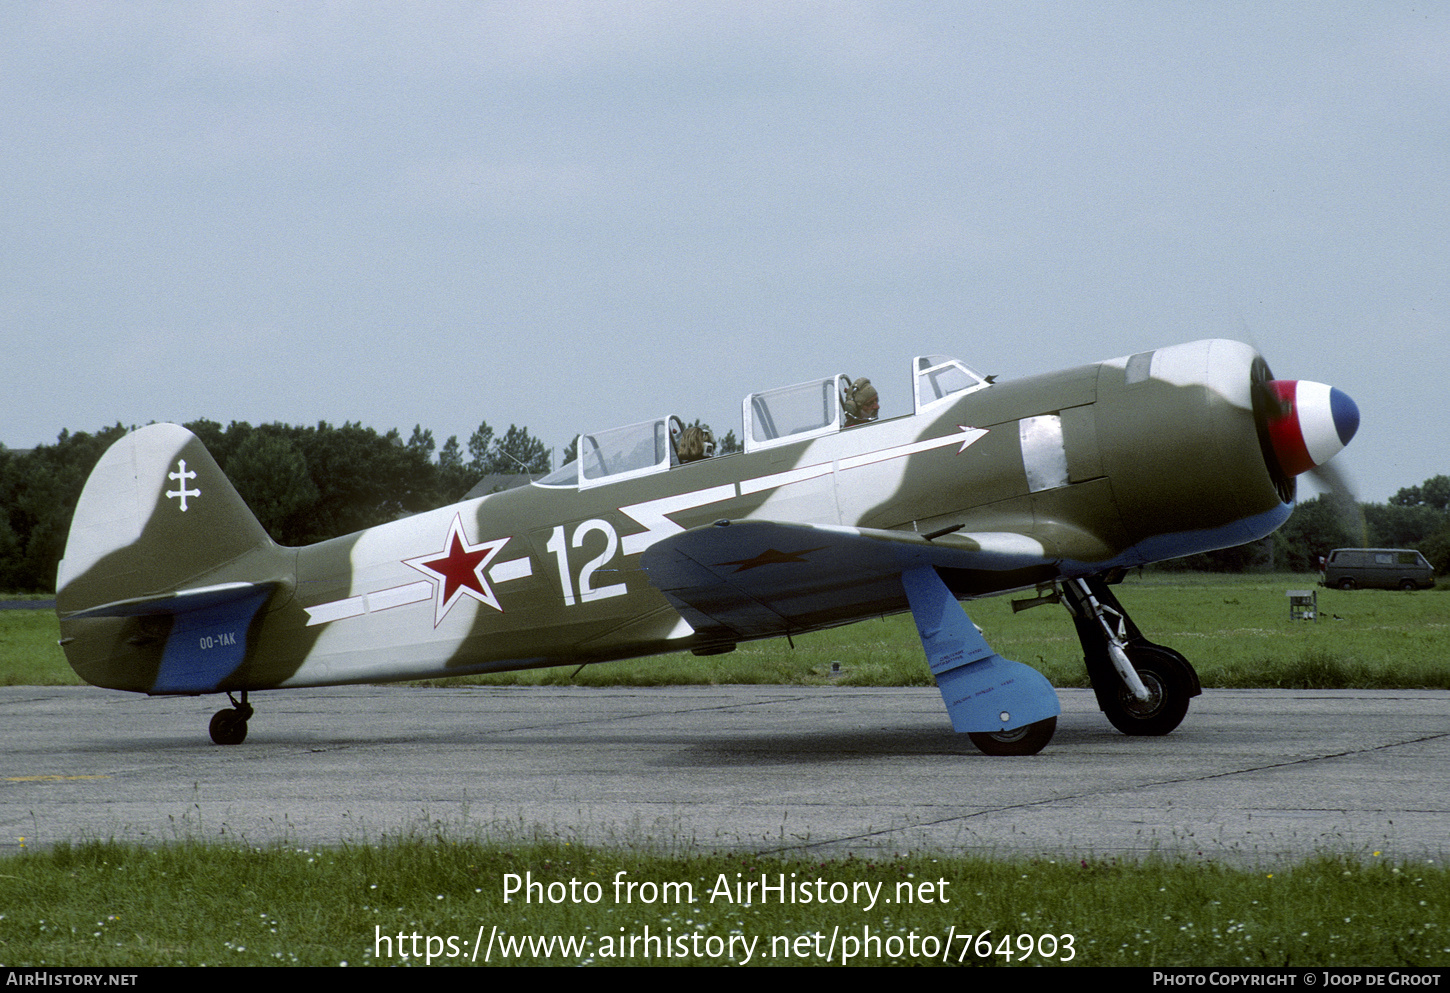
[1062,576,1200,736]
[209,690,252,745]
[902,566,1061,755]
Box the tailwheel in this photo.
[968,716,1056,756]
[208,690,253,745]
[1101,646,1192,736]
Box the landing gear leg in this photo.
[1062,576,1200,736]
[902,566,1060,755]
[209,690,253,745]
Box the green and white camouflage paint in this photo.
[56,340,1358,752]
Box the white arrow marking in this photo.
[622,426,989,554]
[836,426,988,470]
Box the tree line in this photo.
[1,420,1444,592]
[0,419,555,592]
[1156,475,1450,576]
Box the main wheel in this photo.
[1102,647,1192,736]
[968,717,1056,756]
[209,709,248,746]
[1338,578,1356,590]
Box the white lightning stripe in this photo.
[618,428,989,556]
[619,483,736,557]
[309,428,994,625]
[303,566,531,628]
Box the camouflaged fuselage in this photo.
[56,340,1324,696]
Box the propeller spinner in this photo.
[1263,379,1360,478]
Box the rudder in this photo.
[56,424,292,692]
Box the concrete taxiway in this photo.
[2,685,1445,861]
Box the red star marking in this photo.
[718,546,828,572]
[404,514,511,626]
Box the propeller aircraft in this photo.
[55,339,1359,754]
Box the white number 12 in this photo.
[545,520,629,606]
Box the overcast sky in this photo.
[3,2,1444,501]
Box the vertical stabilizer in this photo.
[56,424,292,693]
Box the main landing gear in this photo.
[902,566,1062,756]
[967,717,1059,757]
[1060,576,1200,736]
[209,690,253,745]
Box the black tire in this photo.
[1102,647,1192,736]
[209,709,248,746]
[1338,578,1356,591]
[968,717,1056,756]
[1400,580,1418,591]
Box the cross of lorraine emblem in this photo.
[166,459,201,511]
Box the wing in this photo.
[639,518,1111,644]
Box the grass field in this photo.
[2,840,1446,967]
[5,573,1448,689]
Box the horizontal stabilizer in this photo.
[63,582,281,694]
[60,581,280,620]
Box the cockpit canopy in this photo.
[579,417,673,486]
[537,416,673,488]
[914,355,988,412]
[536,354,988,488]
[744,376,844,450]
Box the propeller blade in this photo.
[1305,459,1368,546]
